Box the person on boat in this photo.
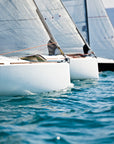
[47,39,61,55]
[83,44,95,57]
[67,44,96,58]
[83,44,90,54]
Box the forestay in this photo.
[34,0,85,54]
[62,0,89,44]
[87,0,114,59]
[0,0,50,57]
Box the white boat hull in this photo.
[70,57,99,80]
[0,58,71,96]
[44,55,99,80]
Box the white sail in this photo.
[34,0,85,54]
[34,0,99,80]
[62,0,89,43]
[0,0,50,57]
[62,0,114,60]
[0,0,71,95]
[87,0,114,59]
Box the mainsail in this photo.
[87,0,114,59]
[62,0,89,44]
[34,0,86,54]
[0,0,51,57]
[62,0,114,59]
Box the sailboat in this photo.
[62,0,114,72]
[0,0,71,96]
[34,0,99,80]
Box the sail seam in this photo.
[88,16,107,19]
[0,18,38,22]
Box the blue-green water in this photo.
[0,71,114,144]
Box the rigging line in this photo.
[0,42,57,56]
[32,0,66,58]
[60,0,93,52]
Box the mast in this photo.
[60,0,91,51]
[33,0,54,42]
[85,0,90,45]
[34,0,84,54]
[33,0,65,57]
[86,0,114,59]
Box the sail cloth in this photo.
[87,0,114,59]
[62,0,89,44]
[0,0,50,57]
[62,0,114,59]
[34,0,85,54]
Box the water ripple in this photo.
[0,71,114,144]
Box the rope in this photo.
[0,42,57,56]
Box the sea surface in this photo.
[0,71,114,144]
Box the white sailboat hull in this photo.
[97,57,114,63]
[0,59,71,96]
[70,57,99,80]
[44,55,99,80]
